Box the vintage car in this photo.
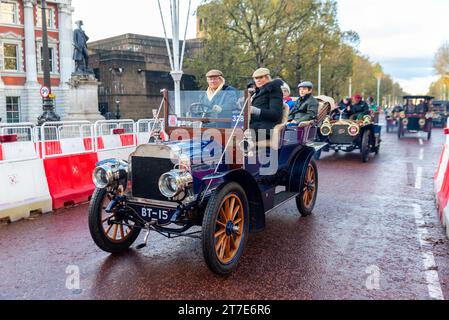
[431,100,449,128]
[398,95,434,140]
[385,105,403,133]
[88,89,325,275]
[316,107,381,163]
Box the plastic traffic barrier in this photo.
[43,152,98,210]
[435,118,449,238]
[0,140,52,222]
[95,120,137,162]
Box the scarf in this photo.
[206,78,226,101]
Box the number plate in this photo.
[129,204,176,225]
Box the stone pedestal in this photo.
[66,74,103,122]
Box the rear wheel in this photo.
[361,130,371,163]
[296,160,318,217]
[88,188,141,253]
[428,123,432,140]
[202,182,249,276]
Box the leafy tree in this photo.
[434,42,449,77]
[186,0,406,106]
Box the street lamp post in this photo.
[376,75,382,107]
[349,77,352,97]
[157,0,192,116]
[37,0,60,125]
[110,67,124,119]
[318,44,324,96]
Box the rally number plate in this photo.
[129,204,176,225]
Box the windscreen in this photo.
[167,90,246,129]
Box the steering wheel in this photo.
[190,103,213,117]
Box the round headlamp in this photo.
[348,125,360,136]
[320,125,332,136]
[159,170,193,198]
[402,119,409,126]
[419,119,426,127]
[93,165,114,189]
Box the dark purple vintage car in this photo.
[88,90,325,275]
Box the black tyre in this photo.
[202,182,249,276]
[361,130,371,163]
[296,160,318,217]
[397,122,402,139]
[88,188,141,254]
[427,123,432,140]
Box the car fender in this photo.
[202,169,266,233]
[288,146,315,193]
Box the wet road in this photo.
[1,124,449,300]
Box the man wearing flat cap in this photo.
[249,68,284,138]
[197,69,237,122]
[289,81,318,124]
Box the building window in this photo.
[6,97,20,123]
[4,43,18,71]
[40,47,54,72]
[36,7,54,28]
[0,2,18,24]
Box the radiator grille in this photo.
[329,125,356,144]
[132,156,174,201]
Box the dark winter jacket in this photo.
[250,79,284,132]
[349,101,369,119]
[288,93,318,123]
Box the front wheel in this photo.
[202,182,249,276]
[88,188,141,254]
[296,160,318,217]
[361,130,371,163]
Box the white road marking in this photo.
[415,167,423,189]
[419,138,424,145]
[413,204,444,300]
[419,149,424,161]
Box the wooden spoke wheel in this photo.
[88,188,141,253]
[296,160,318,217]
[202,182,249,276]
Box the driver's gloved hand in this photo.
[212,105,223,113]
[251,106,261,116]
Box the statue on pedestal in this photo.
[73,20,93,75]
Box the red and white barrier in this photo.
[0,124,52,222]
[435,120,449,239]
[1,119,164,223]
[95,120,137,161]
[40,121,98,210]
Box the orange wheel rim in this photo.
[302,164,316,209]
[101,194,134,243]
[214,194,244,264]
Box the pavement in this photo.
[0,126,448,300]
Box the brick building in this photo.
[0,0,74,124]
[89,34,203,120]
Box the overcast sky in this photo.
[72,0,449,94]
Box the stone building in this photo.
[89,34,203,120]
[0,0,74,124]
